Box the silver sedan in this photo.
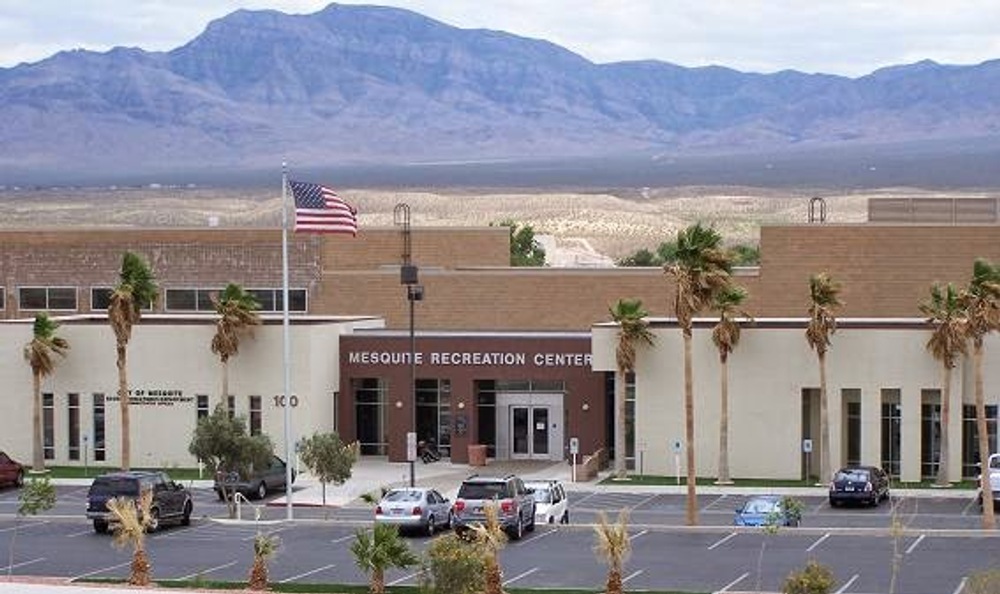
[374,487,453,536]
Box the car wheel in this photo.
[425,515,436,537]
[181,501,192,526]
[256,482,267,500]
[526,509,536,532]
[93,520,109,534]
[146,507,160,533]
[15,471,24,488]
[561,511,569,525]
[829,498,839,508]
[509,515,524,540]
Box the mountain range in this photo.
[2,3,1000,184]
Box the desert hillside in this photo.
[2,186,994,264]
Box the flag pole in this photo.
[281,163,294,520]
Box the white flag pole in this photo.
[281,163,294,520]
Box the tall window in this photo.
[93,393,106,462]
[249,395,262,436]
[416,379,451,457]
[68,393,80,461]
[921,389,942,479]
[626,372,636,470]
[354,378,387,455]
[43,393,54,460]
[881,389,901,478]
[196,395,209,420]
[20,287,77,311]
[843,389,861,467]
[962,404,999,478]
[0,286,5,310]
[227,395,236,419]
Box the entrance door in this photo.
[510,405,551,460]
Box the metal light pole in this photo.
[395,204,423,487]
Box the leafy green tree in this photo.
[211,283,261,411]
[712,284,752,484]
[108,251,158,470]
[665,222,732,525]
[731,244,761,265]
[7,475,56,579]
[493,219,546,266]
[961,258,1000,529]
[805,273,842,484]
[616,248,658,267]
[23,312,69,471]
[656,240,680,264]
[189,404,274,517]
[920,282,968,486]
[298,432,359,508]
[422,533,486,594]
[609,299,655,478]
[350,522,419,594]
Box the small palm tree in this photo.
[350,522,419,594]
[665,222,732,525]
[469,503,508,594]
[805,272,842,485]
[106,489,155,586]
[920,282,969,486]
[211,283,261,410]
[961,258,1000,529]
[593,510,631,594]
[711,284,752,484]
[609,298,656,479]
[108,251,158,470]
[247,533,280,591]
[23,312,69,472]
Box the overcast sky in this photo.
[1,1,998,76]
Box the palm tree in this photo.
[919,283,968,487]
[108,251,158,471]
[711,284,752,485]
[609,298,656,479]
[665,223,732,525]
[107,489,155,586]
[805,272,842,485]
[22,313,69,472]
[247,533,280,591]
[468,503,508,594]
[211,283,261,410]
[593,510,631,594]
[350,522,419,594]
[961,258,1000,529]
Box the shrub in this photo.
[966,569,1000,594]
[421,533,485,594]
[783,559,835,594]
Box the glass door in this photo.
[512,407,530,456]
[532,408,549,456]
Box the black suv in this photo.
[452,474,536,539]
[86,471,193,533]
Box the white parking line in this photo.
[0,520,49,533]
[702,494,728,510]
[72,560,133,581]
[708,532,737,550]
[952,577,968,594]
[66,528,97,538]
[176,559,239,581]
[834,573,859,594]
[623,569,644,584]
[806,533,831,552]
[331,533,357,543]
[522,528,557,543]
[630,493,661,510]
[0,557,46,572]
[960,498,979,516]
[905,534,925,555]
[629,529,649,541]
[388,568,425,586]
[279,563,336,583]
[502,567,538,586]
[715,571,749,593]
[570,492,598,507]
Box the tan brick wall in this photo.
[321,227,509,270]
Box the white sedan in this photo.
[526,480,569,525]
[374,487,453,536]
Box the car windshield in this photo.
[458,482,506,499]
[991,458,1000,470]
[89,478,139,497]
[384,490,422,502]
[531,488,552,503]
[835,470,869,481]
[742,499,778,514]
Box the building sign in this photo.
[348,350,592,368]
[106,389,192,406]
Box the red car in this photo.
[0,451,25,488]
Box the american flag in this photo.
[288,180,358,235]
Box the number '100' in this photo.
[272,395,300,407]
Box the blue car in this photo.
[734,495,801,527]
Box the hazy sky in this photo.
[1,1,998,76]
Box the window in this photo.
[0,286,5,310]
[93,393,106,462]
[416,379,451,457]
[881,389,901,477]
[91,287,154,311]
[68,393,80,461]
[249,395,262,436]
[43,393,54,460]
[962,404,999,478]
[227,395,236,419]
[196,395,209,420]
[164,288,218,312]
[354,378,387,455]
[248,288,308,312]
[921,389,942,479]
[19,287,77,311]
[843,389,861,467]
